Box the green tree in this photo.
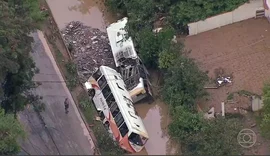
[169,106,242,155]
[106,0,248,33]
[0,108,25,155]
[130,27,175,68]
[169,0,248,29]
[183,117,242,155]
[158,43,183,69]
[162,56,208,109]
[0,0,44,115]
[260,84,270,138]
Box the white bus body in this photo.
[84,66,149,153]
[106,17,153,103]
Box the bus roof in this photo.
[106,17,138,67]
[99,66,149,138]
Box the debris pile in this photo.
[216,76,232,87]
[214,67,232,87]
[204,107,215,119]
[61,21,115,82]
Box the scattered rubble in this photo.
[204,107,215,119]
[216,76,232,86]
[214,67,233,88]
[225,93,251,114]
[61,21,115,82]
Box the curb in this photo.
[43,0,101,155]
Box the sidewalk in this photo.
[19,31,95,155]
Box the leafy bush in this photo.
[106,0,248,32]
[260,84,270,138]
[0,109,25,155]
[169,106,242,155]
[65,62,79,89]
[132,27,174,68]
[162,56,208,109]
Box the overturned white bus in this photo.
[84,66,149,153]
[106,17,153,104]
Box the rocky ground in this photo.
[61,21,115,82]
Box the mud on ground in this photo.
[185,18,270,155]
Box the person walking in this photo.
[64,98,70,114]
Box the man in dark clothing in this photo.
[64,98,69,114]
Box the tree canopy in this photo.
[0,0,44,154]
[0,0,44,115]
[0,108,25,155]
[107,0,248,32]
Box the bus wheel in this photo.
[88,89,95,98]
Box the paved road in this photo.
[18,31,94,155]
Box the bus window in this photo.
[128,132,143,146]
[98,76,107,89]
[114,112,124,127]
[102,85,111,99]
[106,94,115,108]
[119,122,128,137]
[129,67,133,77]
[110,103,120,117]
[93,69,102,80]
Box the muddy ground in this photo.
[185,17,270,155]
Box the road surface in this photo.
[18,31,94,155]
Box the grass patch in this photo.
[92,125,125,155]
[227,93,234,100]
[254,111,263,126]
[79,94,125,155]
[65,61,79,90]
[237,90,260,98]
[79,95,95,124]
[54,45,64,64]
[227,90,261,101]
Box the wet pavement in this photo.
[45,0,175,154]
[19,31,95,155]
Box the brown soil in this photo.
[185,18,270,112]
[185,17,270,155]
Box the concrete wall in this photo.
[265,0,270,21]
[188,0,264,36]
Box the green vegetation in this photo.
[260,84,270,138]
[106,0,248,33]
[106,0,246,154]
[0,108,25,155]
[237,90,260,98]
[227,93,234,100]
[0,0,45,154]
[79,95,124,155]
[161,52,242,155]
[227,90,260,101]
[169,106,242,155]
[162,55,209,109]
[65,61,79,90]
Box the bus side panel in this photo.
[119,134,136,153]
[107,113,122,142]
